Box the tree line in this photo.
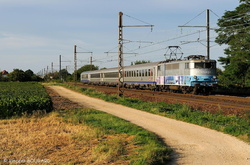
[0,65,99,82]
[0,69,42,82]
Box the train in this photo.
[80,55,218,95]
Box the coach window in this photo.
[185,63,189,69]
[82,74,88,79]
[91,73,100,78]
[142,70,145,77]
[158,66,161,71]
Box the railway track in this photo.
[70,83,250,116]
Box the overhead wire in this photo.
[124,14,153,26]
[85,28,210,66]
[181,10,206,26]
[81,10,248,68]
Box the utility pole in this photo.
[74,45,77,83]
[179,9,211,60]
[90,55,93,70]
[117,12,154,97]
[206,9,210,60]
[59,55,62,80]
[51,62,54,74]
[74,45,93,83]
[59,55,71,81]
[118,12,124,97]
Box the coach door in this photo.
[152,67,156,82]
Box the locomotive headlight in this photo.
[194,76,197,79]
[213,76,217,79]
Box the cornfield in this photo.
[0,82,52,118]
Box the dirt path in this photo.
[48,86,250,165]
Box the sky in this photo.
[0,0,240,74]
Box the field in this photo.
[0,82,52,119]
[0,83,171,164]
[1,110,169,164]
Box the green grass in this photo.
[56,83,250,142]
[59,108,172,165]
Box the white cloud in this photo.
[0,33,48,49]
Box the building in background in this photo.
[1,70,9,78]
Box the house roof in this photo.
[1,70,9,75]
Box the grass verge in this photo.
[57,83,250,143]
[59,108,172,164]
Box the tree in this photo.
[24,69,35,81]
[44,72,59,81]
[131,60,151,65]
[78,64,99,72]
[8,69,26,82]
[59,69,71,81]
[7,69,42,82]
[74,64,99,81]
[215,0,250,87]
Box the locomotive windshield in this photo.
[194,62,215,69]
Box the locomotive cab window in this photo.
[195,62,215,69]
[195,63,204,68]
[205,62,215,68]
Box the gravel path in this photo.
[49,86,250,165]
